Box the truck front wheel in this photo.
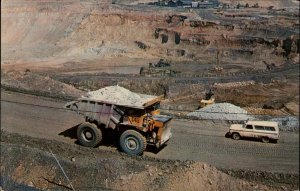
[77,122,102,147]
[119,130,146,155]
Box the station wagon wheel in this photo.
[262,137,269,143]
[77,122,102,147]
[120,130,146,156]
[232,133,240,140]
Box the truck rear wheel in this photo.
[262,137,269,143]
[119,130,146,155]
[77,122,102,148]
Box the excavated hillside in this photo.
[2,0,299,69]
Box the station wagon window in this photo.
[254,125,265,130]
[265,126,276,131]
[245,125,253,129]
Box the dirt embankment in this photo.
[1,70,84,100]
[1,131,297,191]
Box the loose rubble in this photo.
[188,103,254,121]
[86,85,157,107]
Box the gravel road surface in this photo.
[1,91,299,174]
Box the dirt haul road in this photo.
[1,91,299,174]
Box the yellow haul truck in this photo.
[64,95,172,155]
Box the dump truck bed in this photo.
[65,95,164,109]
[64,86,172,155]
[65,98,123,129]
[85,86,163,108]
[64,95,164,129]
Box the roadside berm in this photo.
[2,131,292,191]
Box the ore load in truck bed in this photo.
[85,85,161,108]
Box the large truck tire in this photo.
[119,130,147,155]
[77,122,102,148]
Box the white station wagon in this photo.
[228,121,279,143]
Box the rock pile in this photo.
[188,103,253,121]
[86,85,157,107]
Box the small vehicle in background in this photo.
[227,121,279,143]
